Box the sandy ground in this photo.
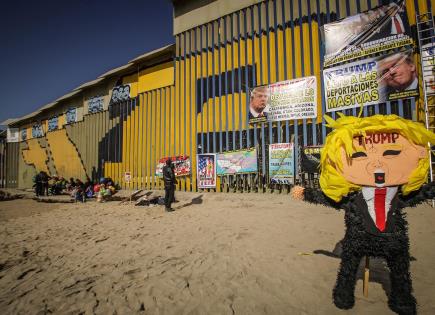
[0,190,434,315]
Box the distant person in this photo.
[40,171,50,196]
[67,177,76,191]
[163,159,176,212]
[74,179,86,202]
[248,86,269,120]
[378,52,417,96]
[34,171,43,197]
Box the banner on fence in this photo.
[422,43,435,95]
[323,0,412,67]
[269,143,294,184]
[248,85,269,123]
[6,128,19,143]
[249,77,317,123]
[21,129,27,141]
[32,124,44,138]
[88,96,105,114]
[197,154,216,188]
[66,107,78,124]
[216,149,258,175]
[110,84,131,104]
[268,77,317,121]
[301,146,322,173]
[155,156,191,177]
[324,50,418,112]
[48,116,58,132]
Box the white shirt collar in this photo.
[249,107,268,117]
[362,186,398,201]
[406,77,418,91]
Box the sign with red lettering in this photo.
[355,132,400,145]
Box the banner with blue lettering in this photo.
[323,49,418,112]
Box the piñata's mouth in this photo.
[374,171,385,185]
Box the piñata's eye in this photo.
[383,150,401,157]
[351,151,367,159]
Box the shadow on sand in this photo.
[174,195,204,210]
[313,240,417,296]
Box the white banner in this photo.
[323,50,418,112]
[267,76,317,121]
[6,128,19,143]
[422,43,435,95]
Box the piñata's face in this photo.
[340,132,427,187]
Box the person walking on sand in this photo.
[163,158,176,212]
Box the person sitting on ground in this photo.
[85,185,94,198]
[74,179,86,202]
[58,177,67,192]
[66,177,76,192]
[93,183,100,194]
[97,184,112,202]
[49,177,63,195]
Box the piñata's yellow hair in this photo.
[320,113,435,202]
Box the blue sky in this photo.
[0,0,174,124]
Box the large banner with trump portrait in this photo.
[324,50,418,112]
[248,77,317,123]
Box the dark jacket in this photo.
[163,165,176,188]
[303,183,435,256]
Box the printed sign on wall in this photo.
[155,156,191,177]
[32,124,44,138]
[88,96,105,114]
[6,128,19,143]
[322,0,412,67]
[65,108,77,124]
[269,143,294,184]
[110,84,131,104]
[268,77,317,121]
[197,154,216,188]
[422,43,435,95]
[216,149,258,175]
[21,129,27,141]
[48,116,58,132]
[249,77,317,123]
[301,146,323,173]
[323,50,418,112]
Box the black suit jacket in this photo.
[304,183,435,236]
[248,111,268,122]
[351,191,399,236]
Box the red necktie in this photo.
[374,188,387,231]
[393,16,403,34]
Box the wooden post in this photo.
[363,256,370,297]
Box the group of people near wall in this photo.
[33,172,117,203]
